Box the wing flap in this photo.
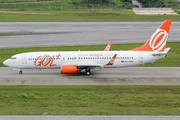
[77,63,104,69]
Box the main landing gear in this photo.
[86,68,91,76]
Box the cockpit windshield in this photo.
[10,57,17,60]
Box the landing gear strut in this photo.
[86,68,91,76]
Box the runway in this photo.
[0,22,180,48]
[1,67,180,85]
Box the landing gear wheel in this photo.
[19,71,23,74]
[86,69,91,76]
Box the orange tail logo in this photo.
[129,20,172,52]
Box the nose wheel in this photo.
[86,69,91,76]
[19,70,23,74]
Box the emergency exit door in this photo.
[139,53,143,63]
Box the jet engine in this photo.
[61,65,78,74]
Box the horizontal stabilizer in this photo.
[152,47,171,56]
[164,47,171,52]
[152,52,167,56]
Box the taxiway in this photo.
[0,67,180,85]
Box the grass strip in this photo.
[0,42,180,67]
[0,85,180,115]
[0,10,180,22]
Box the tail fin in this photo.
[129,20,172,52]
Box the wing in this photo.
[77,63,104,69]
[68,54,118,69]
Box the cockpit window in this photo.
[10,57,17,60]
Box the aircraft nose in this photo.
[3,60,9,66]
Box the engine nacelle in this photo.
[61,65,78,74]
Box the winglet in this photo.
[104,41,112,51]
[129,20,172,52]
[107,54,117,65]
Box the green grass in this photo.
[0,85,180,115]
[0,0,123,4]
[1,0,180,10]
[0,0,81,3]
[0,42,180,67]
[0,2,133,10]
[0,10,180,21]
[1,0,121,4]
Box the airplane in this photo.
[3,20,171,76]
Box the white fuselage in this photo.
[3,51,165,69]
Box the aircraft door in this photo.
[139,53,143,63]
[22,54,27,64]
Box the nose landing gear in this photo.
[19,71,23,74]
[18,69,23,74]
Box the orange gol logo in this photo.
[34,54,61,67]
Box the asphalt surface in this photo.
[0,116,180,120]
[0,22,180,48]
[1,67,180,85]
